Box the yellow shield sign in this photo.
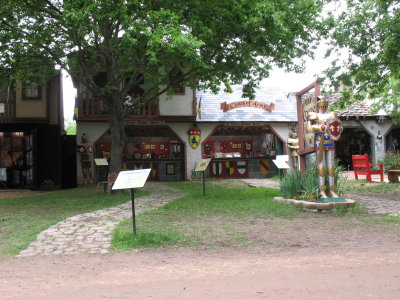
[188,127,201,149]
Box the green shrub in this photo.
[279,160,346,199]
[191,166,204,180]
[382,152,400,172]
[279,169,303,199]
[301,164,319,199]
[333,162,347,197]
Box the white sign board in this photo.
[272,155,290,169]
[0,103,4,114]
[195,158,211,172]
[112,169,151,190]
[0,168,6,181]
[94,158,109,166]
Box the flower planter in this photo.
[273,197,356,211]
[388,168,400,183]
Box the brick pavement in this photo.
[17,183,185,257]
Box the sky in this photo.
[62,45,332,121]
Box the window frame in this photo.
[22,80,41,100]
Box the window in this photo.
[0,85,9,95]
[22,81,41,100]
[169,69,185,95]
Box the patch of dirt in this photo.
[173,214,400,251]
[208,179,249,187]
[0,190,42,199]
[1,182,400,299]
[1,246,400,299]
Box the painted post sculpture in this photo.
[307,97,343,198]
[77,133,93,185]
[287,130,300,169]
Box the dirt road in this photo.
[1,246,400,300]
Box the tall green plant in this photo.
[302,163,319,199]
[279,169,303,199]
[280,160,347,199]
[333,162,347,197]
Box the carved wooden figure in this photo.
[77,133,93,184]
[287,131,299,169]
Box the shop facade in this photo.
[76,84,297,184]
[331,100,393,168]
[76,79,400,184]
[0,74,67,189]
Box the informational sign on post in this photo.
[94,158,109,166]
[112,169,152,235]
[112,169,151,190]
[272,155,290,179]
[195,158,211,172]
[272,155,290,169]
[195,158,211,195]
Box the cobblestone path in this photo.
[345,193,400,217]
[17,183,185,257]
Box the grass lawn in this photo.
[112,181,397,251]
[0,186,147,259]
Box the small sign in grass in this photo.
[317,197,347,203]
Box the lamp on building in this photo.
[376,130,383,141]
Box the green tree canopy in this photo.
[325,0,400,122]
[1,0,327,173]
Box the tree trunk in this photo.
[106,92,126,193]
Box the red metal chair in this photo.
[352,154,384,182]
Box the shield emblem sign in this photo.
[237,161,247,175]
[212,162,223,176]
[188,128,201,149]
[328,119,343,141]
[260,160,270,175]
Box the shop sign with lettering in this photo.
[220,101,275,112]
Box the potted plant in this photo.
[382,152,400,183]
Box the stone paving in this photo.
[17,183,185,257]
[344,193,400,217]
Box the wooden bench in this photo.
[352,154,384,182]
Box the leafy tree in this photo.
[325,0,400,122]
[0,0,326,174]
[65,119,77,135]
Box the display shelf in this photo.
[123,159,182,163]
[212,156,275,160]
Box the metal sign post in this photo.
[195,158,211,196]
[202,171,206,196]
[130,187,137,235]
[112,169,151,235]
